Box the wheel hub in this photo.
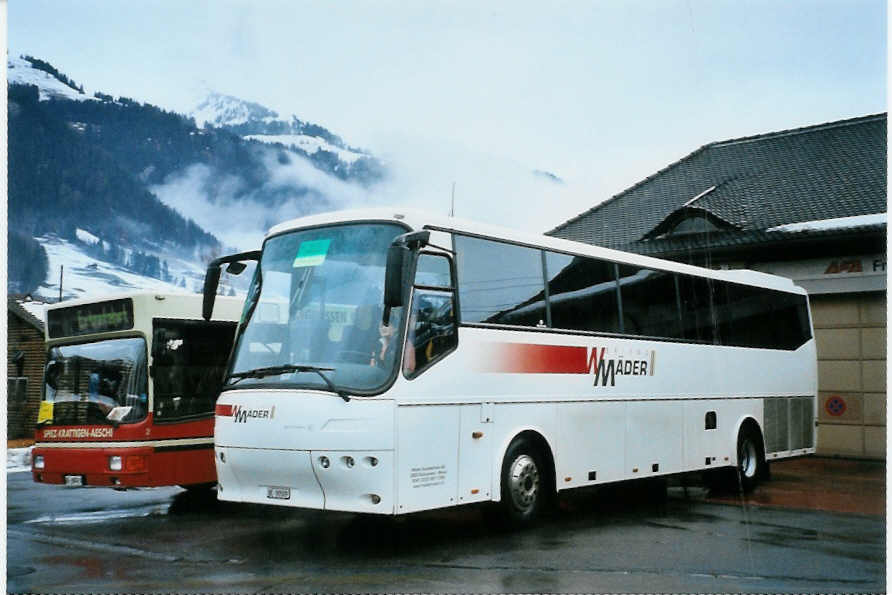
[739,438,758,478]
[509,454,540,512]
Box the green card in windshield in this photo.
[293,239,331,267]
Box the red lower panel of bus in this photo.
[31,445,216,488]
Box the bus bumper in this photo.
[215,446,393,514]
[31,446,152,487]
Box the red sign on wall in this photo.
[825,395,847,416]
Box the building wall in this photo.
[811,292,886,459]
[750,254,886,460]
[7,312,45,440]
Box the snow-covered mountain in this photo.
[191,91,280,129]
[8,56,374,302]
[7,55,93,102]
[190,91,378,179]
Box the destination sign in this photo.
[47,298,134,338]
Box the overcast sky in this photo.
[8,0,887,234]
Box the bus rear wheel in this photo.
[735,425,765,493]
[499,438,547,526]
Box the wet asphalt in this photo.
[7,467,885,593]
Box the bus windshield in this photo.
[226,223,406,394]
[44,337,149,425]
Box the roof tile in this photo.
[549,114,887,251]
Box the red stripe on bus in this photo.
[35,415,214,442]
[483,343,590,374]
[215,404,233,416]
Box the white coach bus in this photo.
[203,209,817,524]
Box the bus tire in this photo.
[499,437,547,526]
[735,424,765,493]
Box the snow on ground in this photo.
[33,235,247,302]
[8,447,33,473]
[768,213,887,233]
[7,56,94,102]
[75,228,100,245]
[246,134,366,164]
[36,235,193,301]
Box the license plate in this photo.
[64,475,84,487]
[267,486,291,500]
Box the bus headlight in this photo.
[34,455,45,469]
[109,455,123,471]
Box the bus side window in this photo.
[404,253,457,377]
[678,274,717,343]
[454,235,546,327]
[545,252,621,333]
[617,265,683,339]
[715,281,811,350]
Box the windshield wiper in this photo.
[227,364,350,402]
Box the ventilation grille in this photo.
[789,398,805,450]
[764,397,788,453]
[800,397,815,449]
[764,396,815,453]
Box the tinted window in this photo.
[404,289,457,376]
[153,320,238,420]
[618,265,683,339]
[404,254,457,376]
[716,282,810,350]
[415,253,452,288]
[455,236,546,327]
[545,252,621,333]
[773,292,812,350]
[677,274,717,343]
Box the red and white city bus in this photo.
[203,209,817,524]
[32,292,242,489]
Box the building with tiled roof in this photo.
[550,113,885,263]
[549,114,886,459]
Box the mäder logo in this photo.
[232,404,275,423]
[587,347,654,387]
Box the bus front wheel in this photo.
[499,438,547,526]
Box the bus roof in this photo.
[265,208,804,294]
[44,291,244,321]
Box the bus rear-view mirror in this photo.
[384,244,409,308]
[202,250,262,321]
[202,264,222,321]
[226,261,247,275]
